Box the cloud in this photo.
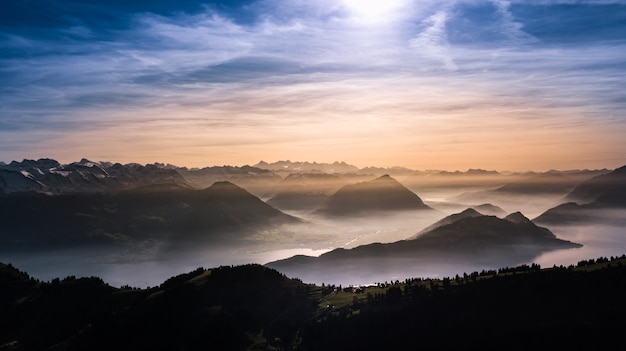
[409,11,458,70]
[0,0,625,169]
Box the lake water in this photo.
[2,223,624,288]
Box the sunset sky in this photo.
[1,0,625,171]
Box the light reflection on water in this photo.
[2,223,625,288]
[533,224,626,268]
[0,247,331,288]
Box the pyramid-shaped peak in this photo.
[459,208,482,216]
[372,174,399,183]
[208,180,242,190]
[504,211,531,224]
[319,174,431,215]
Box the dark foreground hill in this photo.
[268,210,580,284]
[0,181,301,252]
[2,257,626,350]
[316,175,432,216]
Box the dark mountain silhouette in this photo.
[0,181,301,252]
[453,169,608,205]
[316,175,433,216]
[493,172,582,195]
[409,208,483,239]
[267,210,580,283]
[565,165,626,205]
[178,165,282,196]
[0,263,314,351]
[472,203,506,216]
[266,172,371,211]
[534,165,626,225]
[4,256,626,350]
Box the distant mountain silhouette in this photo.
[0,181,301,252]
[534,165,626,225]
[0,158,282,195]
[565,165,626,205]
[316,175,433,216]
[254,160,360,174]
[409,208,483,239]
[493,172,580,195]
[436,169,501,176]
[268,210,580,283]
[266,173,371,211]
[472,203,506,216]
[178,165,282,196]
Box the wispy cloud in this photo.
[0,0,625,169]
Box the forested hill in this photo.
[2,257,626,350]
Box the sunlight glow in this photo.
[342,0,408,22]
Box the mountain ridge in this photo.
[267,209,580,284]
[316,175,433,216]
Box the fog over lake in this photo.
[3,188,623,288]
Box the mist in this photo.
[1,163,623,288]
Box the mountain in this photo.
[493,172,581,195]
[0,263,314,351]
[565,165,626,205]
[267,210,580,284]
[409,208,483,239]
[436,169,501,176]
[254,160,360,174]
[4,258,626,350]
[472,203,506,216]
[178,165,282,197]
[534,165,626,225]
[357,166,422,176]
[0,181,301,252]
[316,175,433,216]
[0,158,283,196]
[266,172,372,211]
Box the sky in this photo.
[1,0,625,171]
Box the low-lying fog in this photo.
[2,176,624,288]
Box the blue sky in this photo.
[1,0,625,170]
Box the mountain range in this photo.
[534,165,626,225]
[0,158,281,196]
[267,209,580,284]
[0,181,300,253]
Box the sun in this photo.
[342,0,407,22]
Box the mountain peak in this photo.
[207,180,242,191]
[318,176,431,215]
[374,174,393,181]
[459,207,482,216]
[411,208,483,239]
[504,212,531,224]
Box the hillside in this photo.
[2,256,626,350]
[0,181,301,252]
